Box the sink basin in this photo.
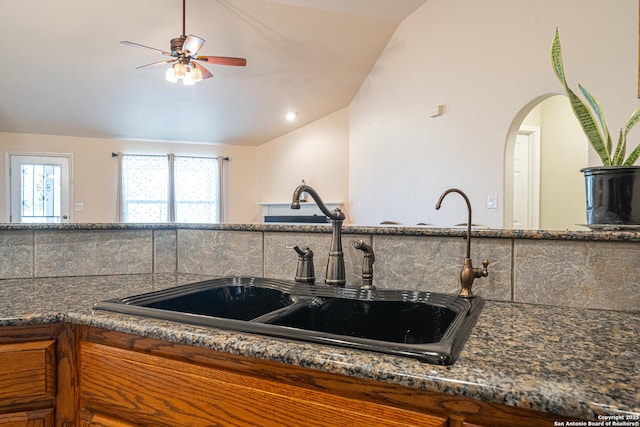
[94,277,483,365]
[123,280,302,321]
[263,298,457,344]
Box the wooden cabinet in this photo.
[0,322,580,427]
[79,340,446,426]
[0,340,56,408]
[0,324,76,427]
[78,410,137,427]
[0,336,55,427]
[77,327,575,427]
[0,409,54,427]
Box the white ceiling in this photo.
[0,0,426,146]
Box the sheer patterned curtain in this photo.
[116,153,224,223]
[174,156,219,223]
[121,154,169,222]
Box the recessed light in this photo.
[286,111,298,122]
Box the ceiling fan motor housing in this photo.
[170,36,186,55]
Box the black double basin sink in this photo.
[94,277,483,365]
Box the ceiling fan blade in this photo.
[121,40,173,56]
[182,35,205,56]
[136,59,176,70]
[195,56,247,66]
[193,62,213,79]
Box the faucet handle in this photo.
[291,245,315,284]
[475,259,489,278]
[460,257,489,298]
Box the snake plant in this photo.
[551,28,640,166]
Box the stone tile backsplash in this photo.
[0,226,637,312]
[0,230,33,279]
[34,229,153,277]
[373,235,513,301]
[514,239,640,312]
[153,229,177,274]
[177,229,263,277]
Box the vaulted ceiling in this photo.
[0,0,426,146]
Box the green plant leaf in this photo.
[624,143,640,165]
[551,29,565,83]
[615,107,640,166]
[613,129,626,165]
[623,105,640,137]
[552,29,610,165]
[579,84,612,161]
[552,28,640,166]
[566,87,610,164]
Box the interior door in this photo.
[9,154,71,223]
[512,128,540,229]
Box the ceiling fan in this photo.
[121,0,247,85]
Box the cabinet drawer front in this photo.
[0,408,54,427]
[80,341,446,427]
[0,341,56,405]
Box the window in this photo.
[117,153,225,223]
[174,156,220,223]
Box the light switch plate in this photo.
[487,195,498,209]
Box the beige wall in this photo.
[348,0,637,227]
[0,132,257,223]
[539,96,588,229]
[3,0,635,228]
[256,108,349,219]
[516,96,589,230]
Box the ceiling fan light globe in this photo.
[192,67,203,82]
[165,67,178,83]
[174,63,187,79]
[183,71,195,86]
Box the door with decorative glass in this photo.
[9,154,71,223]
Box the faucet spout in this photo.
[436,188,489,297]
[436,188,473,259]
[291,185,345,221]
[291,184,346,286]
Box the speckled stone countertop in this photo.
[0,273,638,420]
[2,221,640,241]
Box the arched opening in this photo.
[504,95,589,230]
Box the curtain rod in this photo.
[112,152,229,160]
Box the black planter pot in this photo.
[581,166,640,225]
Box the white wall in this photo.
[348,0,638,226]
[256,108,349,219]
[0,132,257,223]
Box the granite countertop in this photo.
[0,273,638,420]
[3,222,640,242]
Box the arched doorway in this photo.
[504,95,588,230]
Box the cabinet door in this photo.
[0,341,56,408]
[78,410,137,427]
[0,408,54,427]
[80,341,447,427]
